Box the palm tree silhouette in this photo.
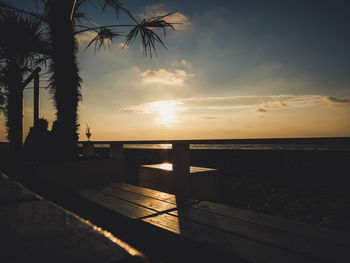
[2,1,176,159]
[41,0,82,159]
[39,0,175,159]
[0,9,48,153]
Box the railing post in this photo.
[82,141,94,156]
[109,142,125,182]
[109,142,124,159]
[172,142,190,196]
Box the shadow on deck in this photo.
[74,182,350,263]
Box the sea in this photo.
[92,142,350,151]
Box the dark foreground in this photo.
[0,175,147,262]
[117,148,350,232]
[1,148,349,263]
[1,147,349,232]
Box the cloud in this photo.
[200,116,219,120]
[140,68,194,86]
[255,108,267,113]
[324,96,349,106]
[181,59,192,69]
[120,95,337,114]
[262,100,287,109]
[180,95,325,110]
[139,4,191,31]
[76,31,98,46]
[121,100,183,115]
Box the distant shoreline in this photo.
[1,136,350,145]
[77,136,350,145]
[85,136,350,151]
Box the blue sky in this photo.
[1,0,349,140]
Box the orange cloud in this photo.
[140,68,193,86]
[255,108,267,113]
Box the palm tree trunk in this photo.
[47,0,81,159]
[6,61,23,153]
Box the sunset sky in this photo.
[1,0,350,141]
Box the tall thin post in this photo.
[23,67,41,126]
[33,72,39,124]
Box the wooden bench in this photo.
[0,173,147,262]
[77,182,350,263]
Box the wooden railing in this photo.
[79,136,350,159]
[81,140,193,195]
[79,137,350,196]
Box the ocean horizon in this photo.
[89,142,350,151]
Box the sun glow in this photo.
[150,100,180,126]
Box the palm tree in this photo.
[42,0,82,159]
[40,0,175,159]
[2,1,176,159]
[0,9,48,153]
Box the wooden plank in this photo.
[169,207,350,262]
[79,189,155,219]
[101,185,177,213]
[109,183,197,206]
[139,179,174,194]
[0,200,147,262]
[191,201,350,247]
[110,183,177,203]
[141,213,321,263]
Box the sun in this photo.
[151,100,178,126]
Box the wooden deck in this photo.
[78,182,350,263]
[0,174,148,262]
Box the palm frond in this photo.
[0,9,49,82]
[1,1,46,22]
[97,0,138,23]
[72,11,86,22]
[124,12,175,57]
[0,9,49,60]
[99,0,123,14]
[85,27,121,51]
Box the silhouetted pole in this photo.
[22,67,41,88]
[22,67,41,126]
[34,72,39,124]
